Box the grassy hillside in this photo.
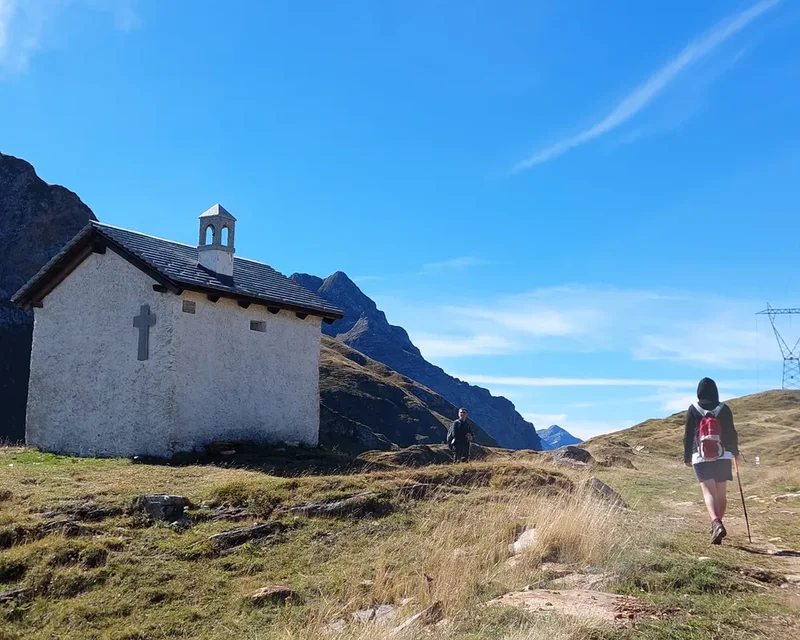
[3,390,800,639]
[320,336,498,452]
[586,390,800,462]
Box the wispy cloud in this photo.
[422,256,488,271]
[451,375,759,389]
[513,0,781,171]
[0,0,140,75]
[412,333,515,358]
[383,285,776,369]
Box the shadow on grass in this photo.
[130,442,397,477]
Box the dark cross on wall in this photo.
[133,304,156,361]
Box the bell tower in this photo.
[198,204,236,277]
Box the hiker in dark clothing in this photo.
[683,377,740,545]
[448,408,474,462]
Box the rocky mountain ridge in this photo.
[291,271,542,450]
[1,152,97,442]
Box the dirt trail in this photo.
[662,483,800,581]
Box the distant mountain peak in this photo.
[538,425,582,450]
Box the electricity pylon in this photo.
[757,305,800,390]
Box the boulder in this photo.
[251,585,297,606]
[552,446,594,464]
[133,495,190,522]
[584,477,628,509]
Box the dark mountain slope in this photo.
[319,335,497,453]
[292,271,541,450]
[0,153,96,442]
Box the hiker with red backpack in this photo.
[684,377,740,545]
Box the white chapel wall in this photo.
[26,250,178,457]
[171,291,322,450]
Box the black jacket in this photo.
[448,418,473,444]
[683,378,739,463]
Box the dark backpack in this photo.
[694,403,724,460]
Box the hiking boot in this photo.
[719,520,728,540]
[711,520,725,545]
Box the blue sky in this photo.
[2,0,799,439]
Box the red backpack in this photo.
[694,403,725,460]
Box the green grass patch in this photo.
[614,553,744,595]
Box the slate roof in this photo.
[12,221,344,319]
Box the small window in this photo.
[221,226,229,246]
[250,320,266,332]
[182,300,196,314]
[204,225,214,245]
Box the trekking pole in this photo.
[733,457,752,543]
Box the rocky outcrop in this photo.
[292,271,541,450]
[552,445,594,465]
[0,152,96,442]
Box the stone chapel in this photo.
[11,205,343,458]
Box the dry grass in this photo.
[269,484,629,639]
[3,432,800,639]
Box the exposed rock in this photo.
[509,527,539,555]
[773,493,800,502]
[0,587,29,604]
[634,445,648,453]
[292,271,541,449]
[584,477,628,508]
[389,601,443,636]
[487,589,638,623]
[133,495,190,522]
[785,575,800,584]
[351,603,396,624]
[206,522,285,551]
[38,519,93,538]
[1,152,96,442]
[552,458,588,469]
[325,619,347,633]
[251,585,298,606]
[600,455,637,470]
[41,500,123,522]
[288,492,393,518]
[552,446,594,464]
